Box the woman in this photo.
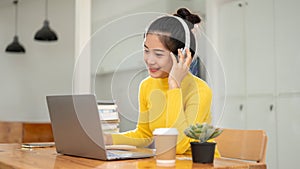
[105,8,214,155]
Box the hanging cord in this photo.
[45,0,48,20]
[13,0,18,36]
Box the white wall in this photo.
[0,0,75,122]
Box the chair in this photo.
[0,121,54,143]
[214,128,268,163]
[190,56,200,78]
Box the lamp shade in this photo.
[5,36,26,53]
[5,0,26,53]
[34,20,58,41]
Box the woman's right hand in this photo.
[168,48,192,89]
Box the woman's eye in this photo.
[155,53,163,57]
[144,49,149,54]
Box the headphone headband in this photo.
[172,16,190,52]
[145,15,191,53]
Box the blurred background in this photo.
[0,0,299,169]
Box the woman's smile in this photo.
[149,68,158,73]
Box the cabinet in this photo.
[275,0,300,94]
[244,0,276,94]
[217,0,247,130]
[274,0,300,169]
[213,0,300,169]
[216,0,277,168]
[218,96,246,129]
[277,96,300,169]
[218,1,246,96]
[246,96,277,169]
[218,0,276,95]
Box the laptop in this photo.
[46,94,154,160]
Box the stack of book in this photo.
[97,100,120,133]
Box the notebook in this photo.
[46,94,154,160]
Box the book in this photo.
[99,112,119,121]
[101,123,119,130]
[97,100,120,133]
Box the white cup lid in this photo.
[153,128,178,135]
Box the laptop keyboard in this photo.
[107,151,120,159]
[107,150,134,159]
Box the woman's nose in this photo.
[145,54,156,64]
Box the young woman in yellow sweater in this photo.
[105,8,217,155]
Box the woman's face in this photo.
[143,34,173,78]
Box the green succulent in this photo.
[184,123,223,143]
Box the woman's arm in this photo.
[166,81,212,154]
[167,49,213,154]
[110,81,153,147]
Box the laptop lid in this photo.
[46,94,108,160]
[46,94,154,160]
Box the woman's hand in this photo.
[168,48,192,89]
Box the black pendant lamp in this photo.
[34,0,58,41]
[5,0,26,53]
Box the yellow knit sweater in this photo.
[112,72,218,155]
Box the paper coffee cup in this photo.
[153,128,178,165]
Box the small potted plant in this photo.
[184,123,223,163]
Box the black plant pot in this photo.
[190,142,216,163]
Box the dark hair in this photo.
[145,8,201,57]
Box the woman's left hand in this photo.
[168,48,192,89]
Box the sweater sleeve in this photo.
[111,81,153,147]
[166,83,213,154]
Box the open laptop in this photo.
[46,94,154,160]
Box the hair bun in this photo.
[176,8,192,18]
[174,8,201,29]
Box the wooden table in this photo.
[0,144,266,169]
